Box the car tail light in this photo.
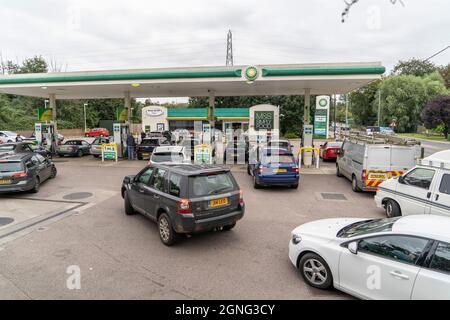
[13,172,27,178]
[177,199,192,214]
[239,190,244,206]
[362,170,368,181]
[292,167,299,173]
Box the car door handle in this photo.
[390,271,409,280]
[435,194,440,201]
[427,192,432,199]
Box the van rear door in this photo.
[389,146,416,172]
[366,145,391,171]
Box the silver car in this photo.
[90,137,113,158]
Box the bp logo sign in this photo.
[245,66,258,82]
[319,98,328,108]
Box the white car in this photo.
[149,146,191,165]
[0,131,25,144]
[376,150,450,218]
[289,215,450,300]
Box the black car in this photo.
[0,142,52,158]
[136,137,170,160]
[121,164,245,246]
[0,153,57,193]
[57,140,91,157]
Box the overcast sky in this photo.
[0,0,448,102]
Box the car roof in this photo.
[151,163,230,176]
[0,152,31,161]
[153,146,184,153]
[393,215,450,242]
[422,150,450,165]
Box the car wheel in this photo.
[299,253,333,290]
[124,191,136,216]
[77,149,83,157]
[336,165,342,177]
[93,154,100,158]
[158,213,179,246]
[137,154,143,161]
[31,176,40,193]
[85,134,89,137]
[352,175,361,193]
[291,184,299,189]
[50,166,57,179]
[385,199,401,218]
[253,175,261,189]
[222,222,236,231]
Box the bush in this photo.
[283,132,299,139]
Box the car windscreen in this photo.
[262,154,296,165]
[337,218,400,238]
[151,152,184,163]
[65,141,81,145]
[269,142,289,148]
[189,172,236,197]
[0,145,15,151]
[142,139,160,145]
[328,142,343,148]
[0,161,24,172]
[92,138,110,145]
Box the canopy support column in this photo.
[209,91,215,129]
[125,91,131,124]
[304,88,311,125]
[49,93,57,152]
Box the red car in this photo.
[85,128,109,137]
[320,141,343,161]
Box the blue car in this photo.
[250,148,300,189]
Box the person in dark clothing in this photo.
[127,133,136,160]
[141,131,146,143]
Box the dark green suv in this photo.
[121,164,245,246]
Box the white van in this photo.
[336,134,420,192]
[375,150,450,218]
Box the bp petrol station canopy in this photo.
[0,62,385,99]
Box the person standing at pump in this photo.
[127,133,136,160]
[140,131,146,143]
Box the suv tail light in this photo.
[239,190,244,206]
[292,167,299,173]
[177,199,192,214]
[13,172,27,178]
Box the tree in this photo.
[392,58,437,77]
[348,80,380,126]
[376,72,448,133]
[17,56,48,74]
[438,64,450,89]
[422,95,450,138]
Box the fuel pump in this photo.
[35,122,57,153]
[113,123,130,158]
[301,125,314,167]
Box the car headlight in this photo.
[292,234,302,245]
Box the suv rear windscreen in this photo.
[152,152,184,163]
[0,161,24,172]
[262,154,296,164]
[189,172,236,197]
[142,139,160,145]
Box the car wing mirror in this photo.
[348,241,358,255]
[398,176,405,184]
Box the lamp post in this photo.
[83,103,88,133]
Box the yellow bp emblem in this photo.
[245,66,258,82]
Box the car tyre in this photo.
[247,165,251,176]
[385,199,401,218]
[336,165,343,177]
[291,184,299,189]
[31,176,40,193]
[352,175,361,193]
[158,213,180,246]
[77,149,83,157]
[124,191,136,216]
[253,175,261,189]
[50,166,57,179]
[299,253,333,290]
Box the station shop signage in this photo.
[314,96,330,139]
[254,111,274,131]
[145,108,164,117]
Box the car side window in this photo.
[137,168,154,185]
[31,155,40,165]
[35,154,46,163]
[358,235,429,265]
[438,174,450,195]
[403,168,435,189]
[169,173,182,197]
[429,242,450,274]
[150,168,167,192]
